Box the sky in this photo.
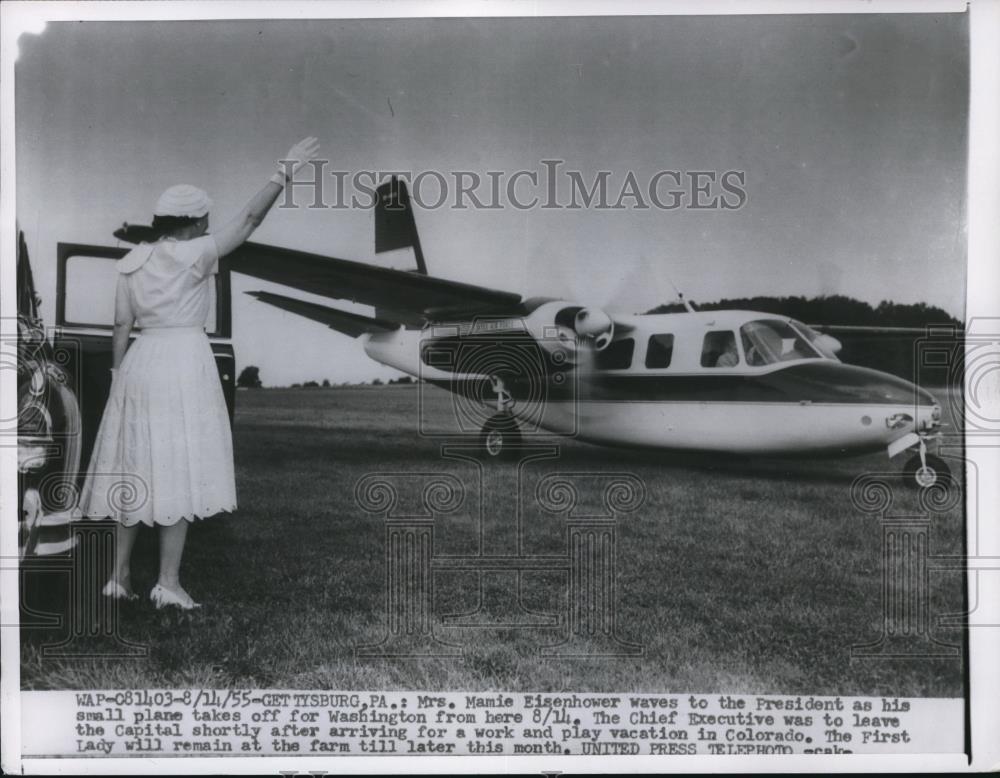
[16,13,969,385]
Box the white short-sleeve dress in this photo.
[80,235,237,526]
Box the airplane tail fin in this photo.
[375,176,426,274]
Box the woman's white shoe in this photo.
[150,584,201,610]
[102,580,139,601]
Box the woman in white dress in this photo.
[80,137,320,610]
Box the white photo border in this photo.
[2,0,997,774]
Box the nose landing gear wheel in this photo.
[480,414,522,461]
[903,453,950,489]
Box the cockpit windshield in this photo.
[790,320,841,360]
[740,319,822,366]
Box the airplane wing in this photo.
[230,241,524,327]
[246,291,399,337]
[809,324,959,335]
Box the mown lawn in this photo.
[21,384,966,697]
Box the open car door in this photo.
[53,243,236,478]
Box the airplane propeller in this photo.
[573,307,615,351]
[523,301,621,377]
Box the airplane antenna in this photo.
[667,275,697,313]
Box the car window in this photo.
[64,256,118,326]
[63,254,217,333]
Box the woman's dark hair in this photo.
[113,214,207,245]
[151,214,205,237]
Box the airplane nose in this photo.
[914,383,938,407]
[763,362,940,408]
[920,398,943,431]
[912,384,940,425]
[887,384,941,433]
[864,372,937,406]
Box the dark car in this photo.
[17,230,81,559]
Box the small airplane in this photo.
[228,179,947,487]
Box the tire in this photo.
[479,413,522,462]
[903,453,951,489]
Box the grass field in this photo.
[21,384,966,697]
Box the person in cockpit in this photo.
[701,331,739,367]
[716,343,739,367]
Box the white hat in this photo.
[154,184,212,218]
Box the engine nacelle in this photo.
[523,301,616,357]
[521,301,578,363]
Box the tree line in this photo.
[646,294,960,328]
[645,294,961,384]
[236,366,415,389]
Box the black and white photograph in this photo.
[3,0,999,772]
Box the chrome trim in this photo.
[886,413,914,430]
[30,537,79,556]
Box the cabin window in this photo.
[595,338,635,370]
[740,319,821,366]
[645,334,675,368]
[701,331,739,367]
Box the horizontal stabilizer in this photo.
[247,291,399,337]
